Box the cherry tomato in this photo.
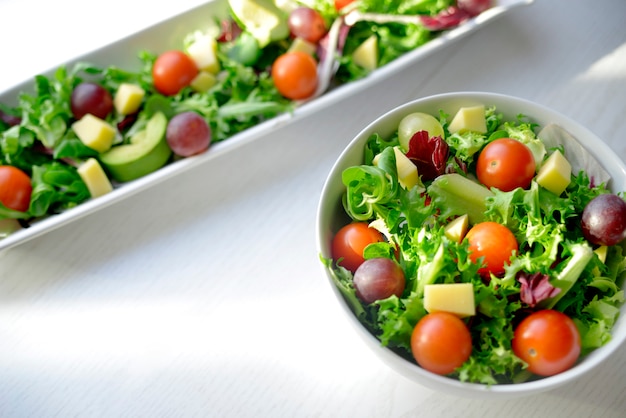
[476,138,536,192]
[0,166,32,212]
[334,0,355,11]
[152,50,198,96]
[411,312,473,375]
[512,310,581,376]
[271,51,318,100]
[331,222,385,273]
[466,221,518,277]
[288,7,327,44]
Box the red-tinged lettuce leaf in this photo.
[420,6,470,31]
[420,0,493,31]
[406,130,449,181]
[457,0,494,17]
[517,271,561,308]
[217,19,243,43]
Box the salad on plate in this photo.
[321,103,626,384]
[0,0,496,239]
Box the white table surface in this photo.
[1,0,625,416]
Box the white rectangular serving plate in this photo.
[0,0,533,252]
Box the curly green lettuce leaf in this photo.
[341,146,398,221]
[500,116,546,165]
[29,162,90,217]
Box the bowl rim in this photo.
[315,91,626,398]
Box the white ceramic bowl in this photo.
[315,92,626,399]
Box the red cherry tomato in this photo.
[0,166,32,212]
[476,138,536,192]
[331,222,385,273]
[334,0,355,11]
[411,312,473,375]
[512,310,581,376]
[466,221,518,277]
[271,51,318,100]
[152,50,198,96]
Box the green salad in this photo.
[0,0,491,237]
[322,104,626,384]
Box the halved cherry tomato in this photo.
[476,138,536,192]
[152,50,198,96]
[466,221,518,277]
[331,222,384,273]
[271,51,318,100]
[411,312,473,375]
[0,165,32,212]
[512,309,581,376]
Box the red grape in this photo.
[581,194,626,246]
[288,7,327,44]
[166,111,211,157]
[71,82,114,120]
[353,258,405,304]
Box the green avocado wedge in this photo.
[228,0,289,47]
[99,112,172,183]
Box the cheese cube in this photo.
[190,71,217,93]
[444,214,469,243]
[424,283,476,317]
[187,35,220,74]
[393,147,419,189]
[72,114,116,153]
[77,158,113,198]
[594,245,608,263]
[448,105,487,134]
[288,37,317,56]
[536,150,571,195]
[114,83,145,115]
[352,35,378,72]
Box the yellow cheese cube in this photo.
[352,35,378,72]
[448,105,487,134]
[424,283,476,317]
[288,37,317,56]
[372,153,381,166]
[187,35,220,74]
[444,214,469,243]
[594,245,608,263]
[536,150,571,195]
[393,146,419,189]
[77,158,113,198]
[72,114,116,153]
[190,71,217,93]
[114,83,145,115]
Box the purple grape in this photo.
[353,258,405,304]
[71,82,113,120]
[581,194,626,246]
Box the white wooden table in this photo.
[1,0,625,416]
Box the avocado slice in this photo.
[228,0,289,47]
[99,112,172,182]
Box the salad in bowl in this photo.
[316,92,626,398]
